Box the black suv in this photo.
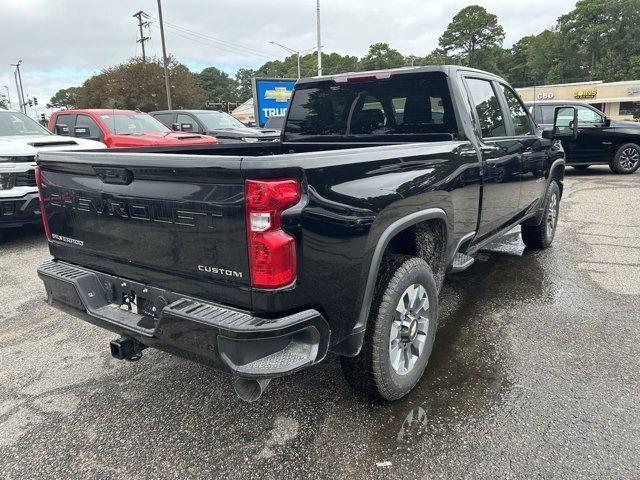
[526,101,640,174]
[150,110,280,143]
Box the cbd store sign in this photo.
[574,87,598,99]
[536,92,555,100]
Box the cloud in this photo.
[0,0,575,113]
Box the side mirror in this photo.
[55,124,69,136]
[74,126,91,138]
[552,107,578,140]
[180,123,194,132]
[603,117,611,127]
[171,123,180,131]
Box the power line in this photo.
[148,23,274,61]
[143,13,274,60]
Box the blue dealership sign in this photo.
[252,77,296,127]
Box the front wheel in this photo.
[610,143,640,174]
[521,180,560,249]
[340,255,438,401]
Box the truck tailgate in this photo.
[37,151,251,308]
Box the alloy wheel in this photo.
[389,284,430,375]
[546,192,559,239]
[619,147,640,171]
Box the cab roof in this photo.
[53,109,143,115]
[296,65,508,85]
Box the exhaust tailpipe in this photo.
[234,377,271,402]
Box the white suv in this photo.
[0,110,105,237]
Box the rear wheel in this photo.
[521,180,560,249]
[610,143,640,174]
[340,255,438,400]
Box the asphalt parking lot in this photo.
[1,166,639,479]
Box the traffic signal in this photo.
[27,99,33,107]
[33,97,38,106]
[40,113,45,121]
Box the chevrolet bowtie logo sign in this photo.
[264,87,292,102]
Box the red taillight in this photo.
[246,179,301,288]
[34,166,52,240]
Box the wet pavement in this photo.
[1,166,639,479]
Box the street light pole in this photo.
[316,0,322,76]
[156,0,172,109]
[270,42,318,79]
[270,41,301,79]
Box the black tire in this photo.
[521,180,560,249]
[610,143,640,174]
[340,255,438,401]
[573,165,590,170]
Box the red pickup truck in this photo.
[48,109,218,148]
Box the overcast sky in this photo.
[0,0,575,114]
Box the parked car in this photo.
[36,66,576,401]
[150,109,280,143]
[0,109,105,238]
[47,109,219,148]
[526,101,640,174]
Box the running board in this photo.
[450,252,475,273]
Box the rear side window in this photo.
[465,78,506,138]
[54,114,75,135]
[284,72,458,142]
[500,85,532,136]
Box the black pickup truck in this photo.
[526,100,640,174]
[36,66,576,401]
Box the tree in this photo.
[197,66,238,105]
[49,87,81,109]
[0,97,8,109]
[439,5,505,68]
[235,68,256,102]
[412,47,461,66]
[75,57,204,111]
[360,43,406,70]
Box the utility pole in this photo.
[157,0,172,109]
[11,61,26,113]
[316,0,322,76]
[3,85,11,109]
[133,11,150,62]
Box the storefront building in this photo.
[517,80,640,121]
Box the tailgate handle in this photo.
[94,167,133,185]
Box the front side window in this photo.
[576,106,604,125]
[75,114,101,139]
[153,113,175,127]
[539,106,556,124]
[500,85,532,136]
[99,114,170,135]
[197,111,246,130]
[0,111,51,136]
[465,78,506,138]
[176,113,197,131]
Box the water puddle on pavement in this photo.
[364,232,557,462]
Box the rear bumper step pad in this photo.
[38,260,330,378]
